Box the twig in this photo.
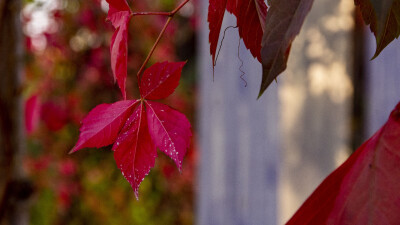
[135,0,190,80]
[136,16,172,80]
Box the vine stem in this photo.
[135,0,189,80]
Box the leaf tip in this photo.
[68,147,77,154]
[134,190,139,200]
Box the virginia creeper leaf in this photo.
[287,102,400,224]
[259,0,314,98]
[112,102,157,198]
[208,0,267,64]
[355,0,400,58]
[139,61,186,100]
[72,62,191,197]
[107,0,132,100]
[70,100,138,153]
[146,101,191,171]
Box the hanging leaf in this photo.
[355,0,400,58]
[208,0,268,65]
[287,102,400,224]
[259,0,314,98]
[71,62,191,197]
[230,0,267,61]
[208,0,228,67]
[106,0,132,99]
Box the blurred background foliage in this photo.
[22,0,197,224]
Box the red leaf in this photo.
[208,0,267,64]
[145,101,192,171]
[112,103,157,198]
[41,101,69,131]
[71,63,191,197]
[25,94,41,134]
[106,0,132,99]
[259,0,314,98]
[70,100,138,153]
[230,0,268,61]
[355,0,400,58]
[106,0,131,24]
[208,0,228,66]
[139,61,186,100]
[287,102,400,224]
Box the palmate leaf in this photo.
[355,0,400,58]
[71,62,191,198]
[287,102,400,224]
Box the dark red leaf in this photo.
[145,101,191,171]
[287,102,400,224]
[70,100,138,153]
[355,0,400,58]
[231,0,268,61]
[112,102,157,198]
[25,94,41,134]
[106,0,132,99]
[208,0,228,66]
[208,0,267,64]
[41,101,69,131]
[259,0,314,98]
[139,61,186,100]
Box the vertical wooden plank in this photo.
[278,0,354,223]
[197,2,279,225]
[365,35,400,137]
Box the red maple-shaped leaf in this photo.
[106,0,132,99]
[71,62,191,198]
[287,102,400,224]
[208,0,267,64]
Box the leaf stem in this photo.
[132,12,171,17]
[136,0,190,80]
[132,0,189,17]
[136,16,172,80]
